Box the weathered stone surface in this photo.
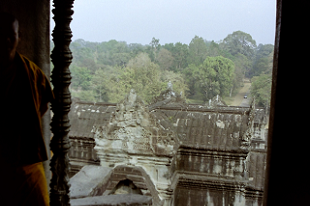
[68,99,116,176]
[70,194,152,206]
[69,99,116,139]
[91,90,177,204]
[70,165,112,199]
[69,137,100,177]
[94,89,176,157]
[68,88,268,205]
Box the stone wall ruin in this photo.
[68,88,268,206]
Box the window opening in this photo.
[50,1,276,205]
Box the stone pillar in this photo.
[50,0,74,205]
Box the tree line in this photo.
[50,30,273,107]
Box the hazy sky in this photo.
[51,0,276,45]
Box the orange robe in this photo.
[0,53,54,205]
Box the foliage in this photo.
[183,56,235,102]
[197,56,235,101]
[182,64,200,98]
[187,36,208,66]
[91,67,116,102]
[255,44,274,62]
[220,31,257,78]
[125,53,165,103]
[251,73,272,108]
[250,47,273,107]
[149,37,160,62]
[70,66,92,90]
[249,44,274,77]
[252,57,270,76]
[54,32,274,108]
[157,48,175,71]
[162,42,189,72]
[71,90,96,102]
[220,30,257,58]
[173,42,189,71]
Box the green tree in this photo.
[70,65,92,90]
[173,42,189,71]
[187,36,208,66]
[126,53,165,102]
[162,42,189,72]
[71,90,96,102]
[252,57,270,76]
[195,56,235,101]
[128,43,146,57]
[98,53,166,103]
[220,31,256,78]
[254,44,274,62]
[149,37,160,62]
[250,49,273,108]
[234,53,251,81]
[162,43,174,52]
[111,52,131,67]
[206,40,234,60]
[182,64,201,99]
[220,31,257,58]
[91,68,108,102]
[205,40,221,57]
[251,73,272,108]
[157,48,175,71]
[249,44,274,77]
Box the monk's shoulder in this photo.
[18,53,46,79]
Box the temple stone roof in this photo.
[68,88,268,205]
[69,100,116,139]
[151,105,250,152]
[69,89,266,153]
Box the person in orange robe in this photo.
[0,12,54,206]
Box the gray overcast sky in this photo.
[52,0,276,45]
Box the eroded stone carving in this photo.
[241,98,256,149]
[207,94,227,107]
[150,82,186,109]
[92,89,177,205]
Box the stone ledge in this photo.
[171,171,248,190]
[70,194,152,206]
[69,165,113,199]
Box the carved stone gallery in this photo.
[68,86,268,206]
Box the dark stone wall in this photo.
[176,149,247,180]
[175,187,241,206]
[264,1,310,205]
[175,186,263,206]
[68,138,100,177]
[0,0,51,184]
[247,151,266,190]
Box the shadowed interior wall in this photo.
[0,0,51,184]
[264,1,310,205]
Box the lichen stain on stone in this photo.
[173,118,179,127]
[216,120,225,128]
